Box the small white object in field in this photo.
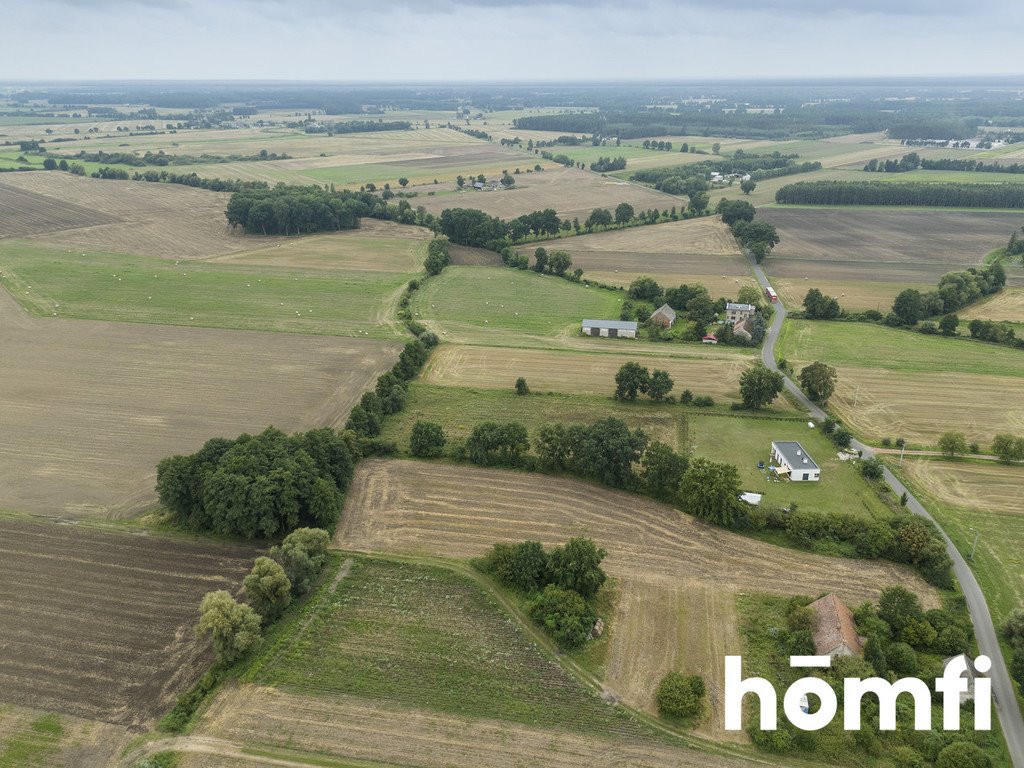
[808,422,815,428]
[190,317,194,320]
[148,296,152,299]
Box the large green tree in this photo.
[614,361,651,401]
[678,458,742,527]
[197,591,262,665]
[243,557,292,622]
[798,361,837,404]
[739,365,784,409]
[548,537,607,600]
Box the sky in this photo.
[4,0,1023,81]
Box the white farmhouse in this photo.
[771,441,820,482]
[725,302,756,323]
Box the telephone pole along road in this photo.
[747,254,1024,767]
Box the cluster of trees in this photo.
[992,433,1024,463]
[867,152,1024,175]
[641,139,674,151]
[196,528,331,665]
[530,247,573,277]
[802,288,842,319]
[631,153,819,191]
[728,215,780,262]
[775,180,1024,209]
[887,264,1006,326]
[155,426,357,539]
[128,170,267,192]
[476,538,607,649]
[345,333,438,441]
[225,186,381,235]
[1008,227,1024,262]
[613,362,675,402]
[304,119,411,135]
[967,318,1022,348]
[589,156,627,172]
[92,166,131,179]
[423,236,451,275]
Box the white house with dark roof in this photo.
[771,440,820,482]
[725,302,756,323]
[581,319,638,339]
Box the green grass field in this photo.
[0,713,63,768]
[383,383,892,520]
[0,242,416,337]
[249,556,658,738]
[410,266,623,346]
[776,319,1024,377]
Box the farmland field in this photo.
[188,684,762,768]
[961,286,1024,323]
[759,208,1023,309]
[776,320,1024,444]
[0,287,399,516]
[0,706,130,768]
[0,172,262,259]
[0,516,255,728]
[897,460,1024,625]
[518,216,756,297]
[410,265,623,346]
[422,343,757,400]
[336,459,937,736]
[0,241,417,338]
[414,165,674,221]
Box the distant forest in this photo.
[775,180,1024,208]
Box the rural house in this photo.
[771,440,820,482]
[725,302,756,323]
[649,303,677,329]
[809,593,865,657]
[581,319,638,338]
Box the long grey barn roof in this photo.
[582,319,638,330]
[772,441,820,471]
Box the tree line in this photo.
[887,264,1005,326]
[775,180,1024,209]
[63,148,291,167]
[865,152,1024,175]
[303,119,411,135]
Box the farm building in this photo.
[649,303,677,329]
[725,302,756,323]
[581,319,638,338]
[732,318,753,342]
[701,333,718,344]
[771,441,820,482]
[809,593,865,657]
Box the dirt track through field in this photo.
[0,286,399,517]
[187,684,764,768]
[337,460,939,732]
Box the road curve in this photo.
[746,254,1024,767]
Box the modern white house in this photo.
[771,441,820,482]
[725,302,756,323]
[581,319,638,338]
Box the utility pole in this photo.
[899,442,906,467]
[970,528,981,561]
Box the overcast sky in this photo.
[4,0,1023,81]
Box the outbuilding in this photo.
[809,593,865,657]
[581,319,638,339]
[701,333,718,344]
[649,303,677,329]
[771,440,820,482]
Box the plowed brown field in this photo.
[0,517,255,729]
[336,460,938,734]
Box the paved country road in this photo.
[747,254,1024,767]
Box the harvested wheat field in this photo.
[961,286,1024,323]
[211,218,431,273]
[337,460,938,737]
[423,344,756,400]
[520,216,754,297]
[901,460,1024,517]
[0,704,131,768]
[825,367,1024,446]
[0,172,269,258]
[0,516,255,729]
[0,288,399,517]
[182,685,762,768]
[760,209,1022,308]
[415,166,674,222]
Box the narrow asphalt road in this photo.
[747,255,1024,766]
